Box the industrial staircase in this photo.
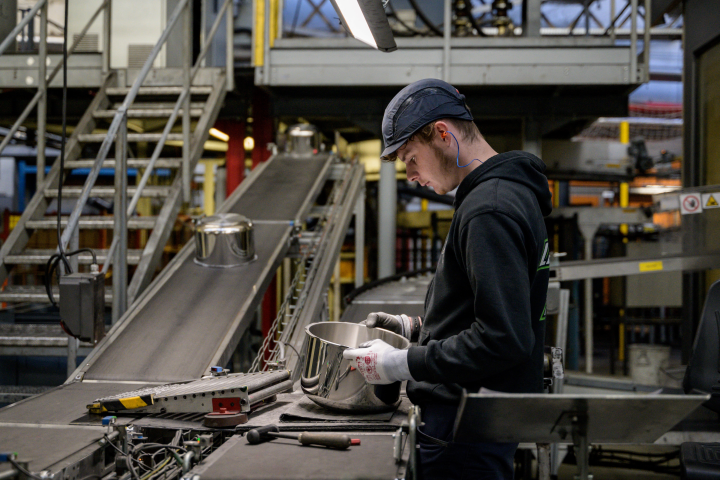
[0,0,234,376]
[0,71,227,310]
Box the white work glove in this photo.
[362,312,422,341]
[342,339,413,385]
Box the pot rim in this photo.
[304,321,410,350]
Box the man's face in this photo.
[397,137,456,195]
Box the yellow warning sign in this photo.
[702,193,720,209]
[639,261,664,272]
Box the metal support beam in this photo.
[354,189,365,288]
[378,161,396,278]
[226,0,234,91]
[584,241,593,374]
[36,1,48,190]
[103,0,111,74]
[182,0,192,204]
[113,116,128,323]
[630,0,638,81]
[523,0,541,37]
[442,0,451,82]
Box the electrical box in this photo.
[59,272,105,344]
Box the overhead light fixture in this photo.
[243,136,254,151]
[209,128,230,142]
[328,0,397,52]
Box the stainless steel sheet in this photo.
[454,393,709,444]
[84,223,292,383]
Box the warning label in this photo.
[702,193,720,209]
[680,193,703,215]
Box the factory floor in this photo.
[556,464,678,479]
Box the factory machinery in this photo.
[0,149,423,480]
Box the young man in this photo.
[343,79,553,479]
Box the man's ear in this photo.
[434,120,451,142]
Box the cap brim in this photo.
[380,134,410,159]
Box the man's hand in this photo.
[362,312,422,341]
[342,339,413,385]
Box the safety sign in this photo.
[680,193,703,215]
[702,193,720,209]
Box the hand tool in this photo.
[246,425,361,450]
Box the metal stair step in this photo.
[105,86,213,96]
[93,108,204,119]
[45,186,171,198]
[4,249,142,265]
[78,133,185,143]
[111,102,205,110]
[26,216,157,230]
[0,285,113,303]
[65,158,183,169]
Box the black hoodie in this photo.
[406,150,553,405]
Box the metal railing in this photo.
[0,0,234,320]
[82,0,234,319]
[0,0,110,190]
[274,0,652,82]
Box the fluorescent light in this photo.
[328,0,397,52]
[209,128,229,142]
[334,0,377,49]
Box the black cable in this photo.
[385,0,426,36]
[407,0,443,36]
[9,458,43,480]
[57,0,70,273]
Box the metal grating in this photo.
[72,33,99,52]
[128,44,154,69]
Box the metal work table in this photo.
[188,432,406,480]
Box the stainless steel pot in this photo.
[301,322,410,413]
[194,214,256,268]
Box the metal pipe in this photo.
[378,161,396,278]
[112,114,128,323]
[59,0,190,251]
[67,337,78,379]
[37,1,48,189]
[584,242,593,373]
[630,0,638,82]
[610,0,616,42]
[103,0,111,74]
[182,0,192,204]
[442,0,451,82]
[643,0,651,82]
[0,0,46,57]
[354,191,364,288]
[226,0,234,91]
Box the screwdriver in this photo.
[246,425,361,450]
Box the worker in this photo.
[343,78,552,480]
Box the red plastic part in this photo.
[211,397,241,414]
[351,439,361,446]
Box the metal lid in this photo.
[195,214,252,235]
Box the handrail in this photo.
[0,0,110,185]
[100,0,234,276]
[0,0,46,56]
[58,0,191,253]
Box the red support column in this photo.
[214,119,245,197]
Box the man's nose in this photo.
[406,168,418,183]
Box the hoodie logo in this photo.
[538,239,550,271]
